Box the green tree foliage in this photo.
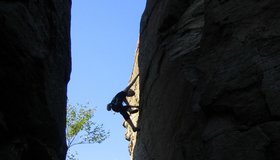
[66,103,109,160]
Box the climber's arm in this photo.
[123,74,139,92]
[123,98,130,106]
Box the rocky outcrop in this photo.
[125,40,141,159]
[128,0,280,160]
[0,1,71,160]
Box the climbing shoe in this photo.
[129,109,139,114]
[133,127,140,132]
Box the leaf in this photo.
[66,102,110,151]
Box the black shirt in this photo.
[111,91,127,106]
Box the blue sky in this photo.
[68,0,146,159]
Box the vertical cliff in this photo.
[0,1,71,160]
[128,0,280,160]
[125,40,140,159]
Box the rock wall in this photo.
[0,1,71,160]
[125,40,140,159]
[128,0,280,160]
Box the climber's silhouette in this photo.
[107,74,140,132]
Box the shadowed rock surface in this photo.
[127,0,280,160]
[0,1,71,160]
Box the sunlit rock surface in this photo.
[0,1,71,160]
[128,0,280,160]
[125,40,140,159]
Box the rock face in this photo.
[128,0,280,160]
[125,40,141,159]
[0,1,71,160]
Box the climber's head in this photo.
[126,89,135,97]
[107,103,112,111]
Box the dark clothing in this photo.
[111,91,127,107]
[116,106,130,120]
[111,91,130,120]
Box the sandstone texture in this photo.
[0,1,71,160]
[125,41,141,159]
[128,0,280,160]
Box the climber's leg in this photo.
[126,118,140,132]
[124,105,139,114]
[120,110,140,132]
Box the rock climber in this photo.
[107,74,140,132]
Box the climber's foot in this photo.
[132,127,140,132]
[129,109,139,114]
